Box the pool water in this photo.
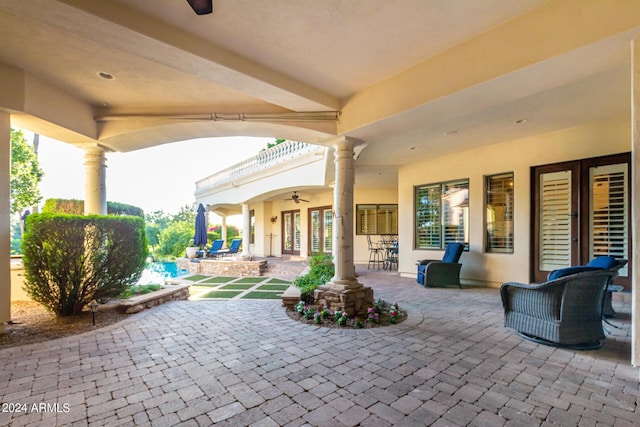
[138,261,186,285]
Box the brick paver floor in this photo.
[0,267,637,426]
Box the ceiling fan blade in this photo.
[187,0,213,15]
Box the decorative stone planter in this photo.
[118,284,190,314]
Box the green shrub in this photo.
[22,213,148,316]
[42,198,144,217]
[154,221,193,259]
[294,254,334,303]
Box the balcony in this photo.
[195,141,331,207]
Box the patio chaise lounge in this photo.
[218,239,242,257]
[500,269,617,349]
[207,239,224,257]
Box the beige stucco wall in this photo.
[398,117,631,287]
[251,187,399,262]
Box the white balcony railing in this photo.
[195,140,322,191]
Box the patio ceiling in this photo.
[1,1,639,169]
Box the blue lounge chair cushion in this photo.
[442,242,465,263]
[548,266,601,281]
[586,256,619,270]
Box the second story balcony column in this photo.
[241,203,251,259]
[83,146,107,215]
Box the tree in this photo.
[10,129,44,214]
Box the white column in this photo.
[241,203,251,259]
[0,113,11,332]
[84,146,107,215]
[221,216,228,247]
[329,137,360,289]
[631,39,640,368]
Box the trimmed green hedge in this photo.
[42,198,144,217]
[22,213,148,316]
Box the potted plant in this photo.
[185,239,199,259]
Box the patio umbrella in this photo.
[193,203,208,249]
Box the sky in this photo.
[28,132,271,216]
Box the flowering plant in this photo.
[389,301,400,323]
[321,306,330,319]
[295,301,305,314]
[314,312,322,324]
[336,311,348,326]
[304,305,315,320]
[352,316,364,328]
[367,307,379,324]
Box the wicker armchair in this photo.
[500,270,617,349]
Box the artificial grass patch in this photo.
[182,274,209,282]
[241,291,283,299]
[267,278,292,284]
[200,290,243,299]
[233,277,267,284]
[202,276,237,284]
[256,284,290,291]
[220,283,255,290]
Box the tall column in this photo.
[315,136,373,316]
[631,39,639,368]
[0,113,11,333]
[84,146,107,215]
[221,216,228,247]
[241,203,251,259]
[330,137,359,288]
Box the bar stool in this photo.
[367,235,384,270]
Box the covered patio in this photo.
[0,268,635,426]
[1,0,639,382]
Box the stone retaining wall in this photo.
[118,284,190,314]
[176,258,267,277]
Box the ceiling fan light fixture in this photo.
[187,0,213,15]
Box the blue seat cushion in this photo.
[548,266,602,281]
[586,256,618,270]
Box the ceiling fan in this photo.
[187,0,213,15]
[286,192,309,204]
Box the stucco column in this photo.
[314,137,373,316]
[241,203,251,258]
[631,39,640,369]
[329,137,360,289]
[84,146,107,215]
[221,216,228,247]
[0,113,10,333]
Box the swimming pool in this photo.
[138,261,187,285]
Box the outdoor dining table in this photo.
[377,235,398,270]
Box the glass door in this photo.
[282,210,301,255]
[309,206,332,256]
[532,153,630,287]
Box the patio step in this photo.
[263,257,308,281]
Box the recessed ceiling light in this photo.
[516,119,527,124]
[410,146,417,150]
[97,71,115,80]
[444,130,458,136]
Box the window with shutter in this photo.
[485,173,514,253]
[415,180,468,250]
[539,170,572,271]
[590,164,628,276]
